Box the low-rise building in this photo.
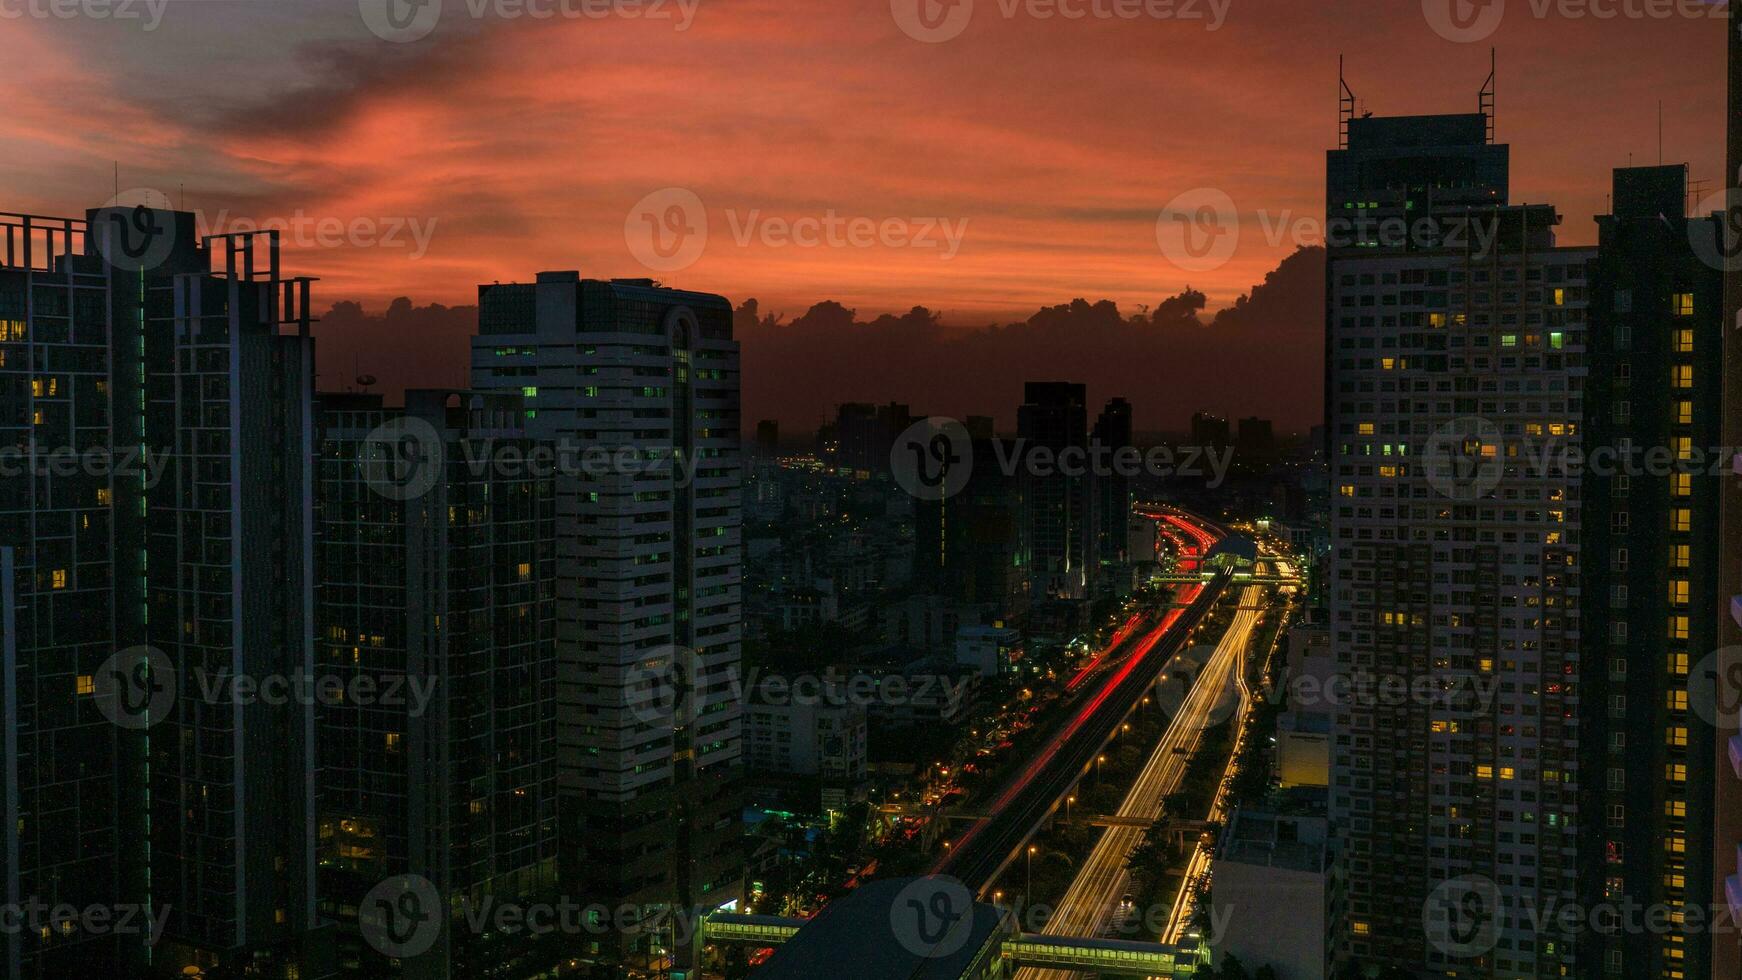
[954,626,1023,678]
[1211,806,1331,980]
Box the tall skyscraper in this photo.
[1092,397,1133,570]
[0,207,331,978]
[314,389,559,978]
[1018,382,1093,602]
[1582,165,1723,980]
[468,272,744,965]
[1715,10,1742,977]
[1326,100,1596,975]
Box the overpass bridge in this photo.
[702,909,1205,978]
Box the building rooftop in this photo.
[752,878,1007,980]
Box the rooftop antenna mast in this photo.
[1479,48,1497,144]
[1339,55,1357,149]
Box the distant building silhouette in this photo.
[1018,382,1093,602]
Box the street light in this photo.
[1066,795,1076,822]
[1096,755,1107,786]
[1026,845,1038,899]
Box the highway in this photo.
[1013,586,1266,980]
[930,512,1228,895]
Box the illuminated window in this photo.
[76,675,94,695]
[517,561,532,582]
[1553,288,1566,306]
[96,488,112,506]
[1668,652,1689,676]
[385,733,402,752]
[50,569,66,590]
[1666,763,1686,783]
[1669,615,1690,641]
[1501,334,1519,347]
[1352,921,1371,936]
[1339,485,1355,497]
[1673,293,1694,316]
[1669,580,1689,605]
[1667,727,1688,748]
[1671,474,1692,498]
[1672,544,1690,568]
[1675,437,1693,461]
[1666,800,1687,818]
[1667,690,1688,711]
[1358,423,1375,436]
[1670,508,1692,533]
[1673,366,1694,389]
[1675,329,1694,353]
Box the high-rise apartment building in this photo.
[1716,8,1742,977]
[314,389,559,978]
[1582,165,1723,980]
[1092,397,1133,571]
[1018,382,1093,602]
[468,272,744,964]
[0,207,331,978]
[1326,104,1596,975]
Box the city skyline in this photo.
[2,3,1740,980]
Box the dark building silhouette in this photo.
[1018,382,1093,602]
[314,390,560,978]
[1092,397,1133,568]
[1190,411,1231,452]
[755,419,780,458]
[835,401,912,473]
[1236,416,1275,466]
[0,207,333,978]
[1716,19,1742,977]
[912,433,1031,620]
[1581,165,1722,979]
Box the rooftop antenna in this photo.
[1339,55,1357,149]
[1479,48,1497,144]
